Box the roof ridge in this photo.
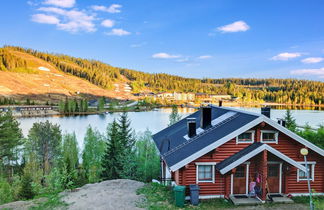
[210,105,262,117]
[162,112,240,158]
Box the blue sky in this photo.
[0,0,324,80]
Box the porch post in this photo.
[261,150,268,200]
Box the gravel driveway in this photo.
[60,179,145,210]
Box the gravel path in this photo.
[60,179,145,210]
[231,203,308,210]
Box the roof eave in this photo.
[169,116,264,171]
[219,144,307,174]
[261,116,324,157]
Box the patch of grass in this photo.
[291,195,324,209]
[136,183,234,210]
[30,193,68,210]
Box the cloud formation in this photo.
[34,7,96,33]
[101,19,115,28]
[152,53,181,59]
[301,57,324,64]
[290,68,324,78]
[217,21,250,33]
[43,0,75,8]
[31,13,60,24]
[105,28,131,36]
[30,2,130,34]
[91,4,122,13]
[271,52,302,61]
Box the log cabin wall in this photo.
[176,122,324,196]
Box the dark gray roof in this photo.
[215,142,263,171]
[152,106,259,168]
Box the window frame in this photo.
[297,161,316,182]
[195,162,216,183]
[260,130,279,144]
[236,130,255,144]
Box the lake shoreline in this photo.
[11,102,324,118]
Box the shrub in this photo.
[19,173,35,199]
[0,178,14,204]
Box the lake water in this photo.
[17,107,324,149]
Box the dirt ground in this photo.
[60,179,145,210]
[0,180,310,210]
[0,179,145,210]
[230,203,308,210]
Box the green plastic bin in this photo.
[174,185,186,207]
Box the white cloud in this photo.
[105,28,131,36]
[152,53,181,59]
[91,4,122,13]
[217,21,250,33]
[43,0,75,8]
[198,55,212,59]
[271,52,302,61]
[301,57,324,64]
[290,67,324,78]
[37,7,96,33]
[31,13,60,24]
[101,19,115,28]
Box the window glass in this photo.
[238,132,253,142]
[198,165,213,181]
[262,132,276,142]
[299,164,313,180]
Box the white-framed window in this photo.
[260,130,279,143]
[196,162,216,183]
[236,130,255,144]
[297,162,316,182]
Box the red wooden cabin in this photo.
[153,105,324,201]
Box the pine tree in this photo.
[284,109,297,132]
[118,112,134,148]
[116,112,137,179]
[101,120,122,180]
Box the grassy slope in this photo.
[0,49,134,102]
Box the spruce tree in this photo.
[117,112,136,179]
[284,109,297,132]
[118,112,134,148]
[101,120,122,180]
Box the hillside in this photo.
[0,46,323,105]
[0,47,134,103]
